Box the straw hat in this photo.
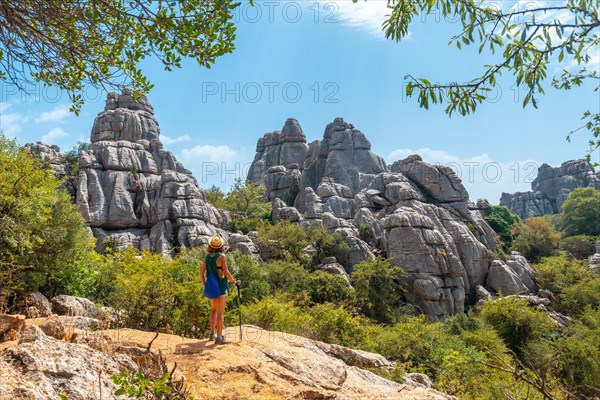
[208,234,225,250]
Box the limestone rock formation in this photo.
[51,295,99,319]
[500,159,600,218]
[76,90,254,254]
[24,142,77,199]
[14,291,53,319]
[248,118,511,317]
[0,325,137,400]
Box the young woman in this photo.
[200,235,240,344]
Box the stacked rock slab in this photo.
[500,159,600,218]
[248,118,509,317]
[24,142,77,199]
[76,90,232,254]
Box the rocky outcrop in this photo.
[1,309,455,400]
[75,90,255,255]
[0,325,137,399]
[486,252,538,296]
[50,295,99,319]
[24,142,77,199]
[103,326,457,400]
[14,291,53,319]
[500,159,600,218]
[248,118,510,317]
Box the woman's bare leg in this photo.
[209,299,218,332]
[216,295,226,337]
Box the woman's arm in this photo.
[200,258,206,287]
[220,255,240,286]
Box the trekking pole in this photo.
[236,284,243,341]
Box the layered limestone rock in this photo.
[500,159,600,218]
[76,90,255,254]
[248,118,509,316]
[24,142,77,199]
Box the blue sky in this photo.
[1,0,599,203]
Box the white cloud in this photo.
[35,105,71,123]
[386,147,541,203]
[162,134,191,145]
[41,127,69,143]
[324,0,392,39]
[181,145,238,163]
[0,102,29,136]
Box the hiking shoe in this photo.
[209,331,216,341]
[214,335,229,345]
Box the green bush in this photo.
[560,187,600,236]
[484,205,521,250]
[372,315,445,372]
[211,178,272,234]
[559,234,596,259]
[240,296,314,336]
[104,248,211,337]
[0,134,95,311]
[257,220,309,263]
[533,254,595,298]
[264,260,309,294]
[479,297,555,354]
[350,257,407,323]
[306,224,350,265]
[511,217,560,263]
[307,303,371,348]
[561,278,600,316]
[226,250,270,303]
[305,271,355,306]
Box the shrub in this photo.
[372,315,445,373]
[560,187,600,236]
[240,296,314,336]
[561,278,600,316]
[218,178,272,234]
[305,271,355,306]
[306,224,350,265]
[257,220,309,263]
[0,134,95,311]
[479,297,555,354]
[307,303,371,348]
[484,205,521,250]
[350,257,407,323]
[559,234,596,259]
[533,254,595,297]
[226,251,270,303]
[511,217,560,262]
[264,260,309,294]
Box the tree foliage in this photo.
[0,0,241,111]
[511,217,560,262]
[0,134,93,310]
[350,257,407,323]
[372,0,600,151]
[560,187,600,236]
[484,205,521,249]
[205,179,272,234]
